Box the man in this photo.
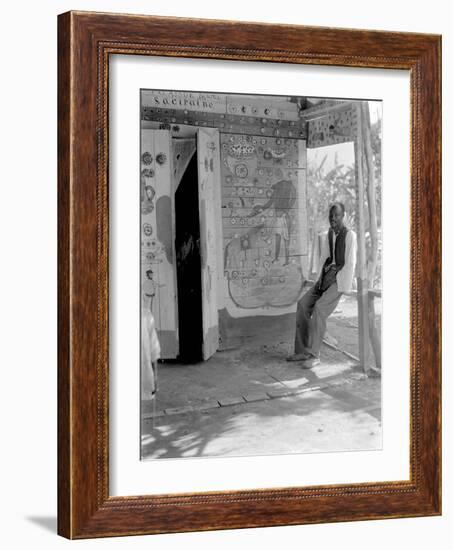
[287,202,357,368]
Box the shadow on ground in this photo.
[141,295,382,460]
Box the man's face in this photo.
[329,205,344,232]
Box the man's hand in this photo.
[323,264,339,275]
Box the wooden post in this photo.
[354,104,370,373]
[361,102,379,286]
[368,292,381,371]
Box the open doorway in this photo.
[175,152,203,362]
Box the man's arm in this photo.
[248,197,274,217]
[340,230,357,292]
[315,232,330,282]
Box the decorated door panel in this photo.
[197,128,221,360]
[141,129,178,358]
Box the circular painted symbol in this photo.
[263,260,270,269]
[261,277,268,285]
[263,150,273,160]
[141,168,155,178]
[142,202,154,215]
[232,271,239,279]
[231,218,237,225]
[142,152,153,165]
[143,223,153,237]
[156,153,167,165]
[234,163,249,178]
[144,185,155,201]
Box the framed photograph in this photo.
[58,11,441,538]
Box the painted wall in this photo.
[220,133,308,311]
[141,130,179,358]
[140,92,311,351]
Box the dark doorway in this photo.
[175,151,203,362]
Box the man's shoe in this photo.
[286,353,311,362]
[301,357,321,369]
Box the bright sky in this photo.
[369,100,383,124]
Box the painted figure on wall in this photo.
[143,268,158,311]
[249,179,297,266]
[220,133,307,310]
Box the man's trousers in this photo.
[294,281,342,358]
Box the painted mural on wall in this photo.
[221,133,307,309]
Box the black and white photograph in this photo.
[140,89,382,460]
[1,0,447,545]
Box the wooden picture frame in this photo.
[58,10,441,539]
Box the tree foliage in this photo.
[307,115,382,287]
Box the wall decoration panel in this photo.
[307,104,358,148]
[220,133,308,315]
[141,129,178,358]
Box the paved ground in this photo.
[141,295,382,460]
